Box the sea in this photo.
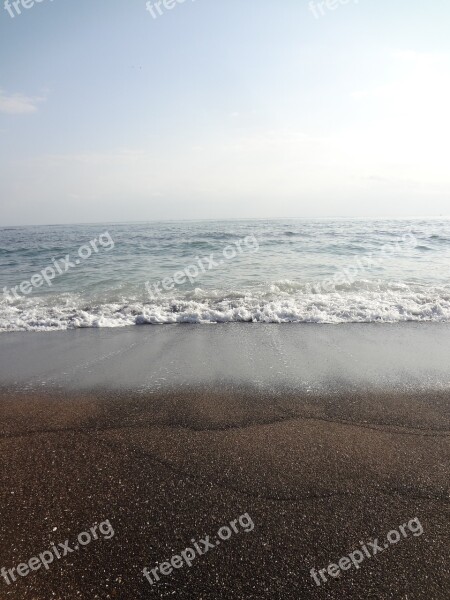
[0,218,450,332]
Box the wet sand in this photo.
[0,324,449,598]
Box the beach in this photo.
[3,0,450,594]
[0,324,449,599]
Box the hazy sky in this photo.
[1,0,449,225]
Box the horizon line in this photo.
[2,215,450,228]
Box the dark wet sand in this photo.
[0,325,449,599]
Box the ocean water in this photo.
[0,219,450,332]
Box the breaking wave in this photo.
[1,280,450,332]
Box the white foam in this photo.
[1,281,450,332]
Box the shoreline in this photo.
[1,322,450,394]
[0,324,449,598]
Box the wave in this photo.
[1,281,450,332]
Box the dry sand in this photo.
[0,386,448,599]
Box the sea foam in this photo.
[1,281,450,331]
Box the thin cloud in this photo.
[0,89,45,114]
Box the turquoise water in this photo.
[1,219,450,331]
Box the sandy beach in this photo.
[0,324,448,599]
[3,0,450,595]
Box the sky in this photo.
[0,0,449,225]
